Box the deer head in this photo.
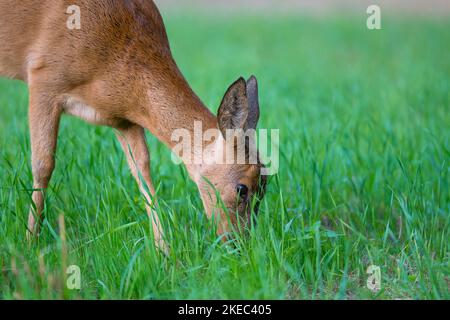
[187,76,267,238]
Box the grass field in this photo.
[0,12,449,299]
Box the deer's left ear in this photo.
[217,77,249,137]
[217,76,260,138]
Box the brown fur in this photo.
[0,0,263,249]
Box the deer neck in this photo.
[137,70,218,177]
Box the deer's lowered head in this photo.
[186,76,267,238]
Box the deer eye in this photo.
[236,184,249,199]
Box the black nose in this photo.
[236,184,249,199]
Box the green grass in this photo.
[0,13,449,299]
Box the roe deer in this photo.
[0,0,266,250]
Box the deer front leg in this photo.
[115,125,166,252]
[27,93,62,240]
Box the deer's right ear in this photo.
[217,77,249,138]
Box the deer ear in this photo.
[217,77,249,138]
[245,75,260,130]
